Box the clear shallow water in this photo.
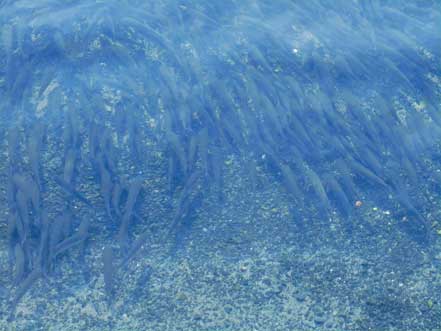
[0,1,441,330]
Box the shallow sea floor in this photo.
[0,1,440,330]
[1,157,441,331]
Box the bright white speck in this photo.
[292,48,298,54]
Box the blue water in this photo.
[1,1,441,330]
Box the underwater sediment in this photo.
[0,0,441,329]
